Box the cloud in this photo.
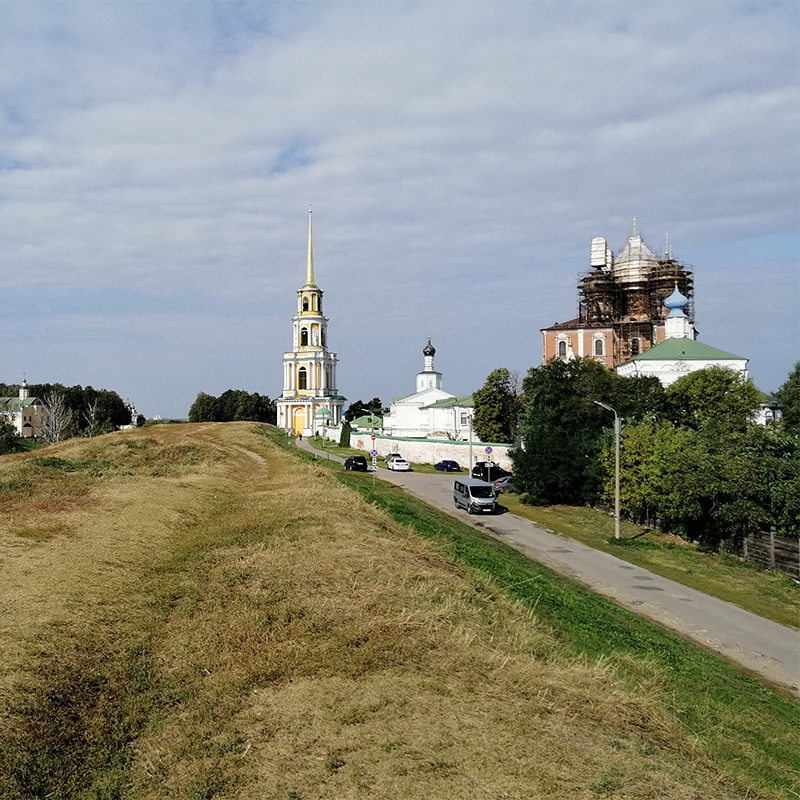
[0,1,796,416]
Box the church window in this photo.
[298,367,307,390]
[300,328,309,346]
[321,329,326,346]
[630,338,641,356]
[302,298,309,311]
[594,338,604,356]
[557,340,567,357]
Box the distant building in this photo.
[541,226,694,368]
[0,379,45,437]
[616,284,748,386]
[382,339,474,440]
[276,210,346,436]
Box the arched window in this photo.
[557,340,567,357]
[300,328,309,346]
[297,367,307,390]
[630,338,640,356]
[321,329,326,346]
[594,338,604,356]
[302,298,309,311]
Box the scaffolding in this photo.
[577,248,694,365]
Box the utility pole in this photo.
[594,401,620,540]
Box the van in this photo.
[453,478,498,514]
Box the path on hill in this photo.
[297,439,799,696]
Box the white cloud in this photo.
[0,1,796,416]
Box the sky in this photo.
[0,1,797,419]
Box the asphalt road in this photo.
[300,441,799,696]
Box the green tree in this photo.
[513,358,617,505]
[472,368,518,443]
[344,398,383,422]
[0,418,19,455]
[774,361,800,435]
[188,393,221,423]
[666,367,761,433]
[339,420,352,448]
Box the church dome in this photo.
[423,338,436,357]
[664,284,689,317]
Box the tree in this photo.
[774,361,800,435]
[339,420,352,448]
[0,418,19,455]
[512,358,618,505]
[188,390,276,424]
[40,391,75,444]
[344,398,383,422]
[472,368,518,443]
[666,367,761,433]
[188,393,221,423]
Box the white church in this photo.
[381,339,474,440]
[276,210,346,436]
[616,283,748,385]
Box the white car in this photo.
[386,457,411,471]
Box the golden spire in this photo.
[306,205,315,287]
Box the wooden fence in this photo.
[719,529,799,581]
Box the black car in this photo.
[344,455,369,472]
[471,461,510,481]
[434,460,461,472]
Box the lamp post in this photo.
[594,400,620,540]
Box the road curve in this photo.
[298,440,799,696]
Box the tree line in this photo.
[471,360,800,546]
[0,382,133,450]
[188,390,277,424]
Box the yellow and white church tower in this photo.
[276,209,345,436]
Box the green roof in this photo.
[0,397,41,411]
[351,414,383,428]
[423,395,474,409]
[627,338,745,363]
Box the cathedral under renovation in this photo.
[541,226,695,368]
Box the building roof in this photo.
[623,337,745,363]
[351,414,383,428]
[422,395,474,409]
[0,397,42,411]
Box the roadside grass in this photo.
[502,496,799,630]
[306,438,798,631]
[266,427,800,797]
[0,422,796,800]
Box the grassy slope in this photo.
[310,436,800,630]
[0,422,795,800]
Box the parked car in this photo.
[492,475,515,494]
[386,457,411,471]
[344,455,369,472]
[471,461,511,482]
[434,460,462,472]
[385,453,404,464]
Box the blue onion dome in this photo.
[423,338,436,356]
[664,284,689,317]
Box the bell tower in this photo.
[276,209,346,436]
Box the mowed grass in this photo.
[501,497,800,631]
[0,422,795,800]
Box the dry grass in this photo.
[0,423,792,799]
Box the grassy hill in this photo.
[0,422,796,799]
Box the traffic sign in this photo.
[485,446,493,454]
[370,449,378,457]
[371,435,376,440]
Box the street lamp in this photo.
[594,400,620,540]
